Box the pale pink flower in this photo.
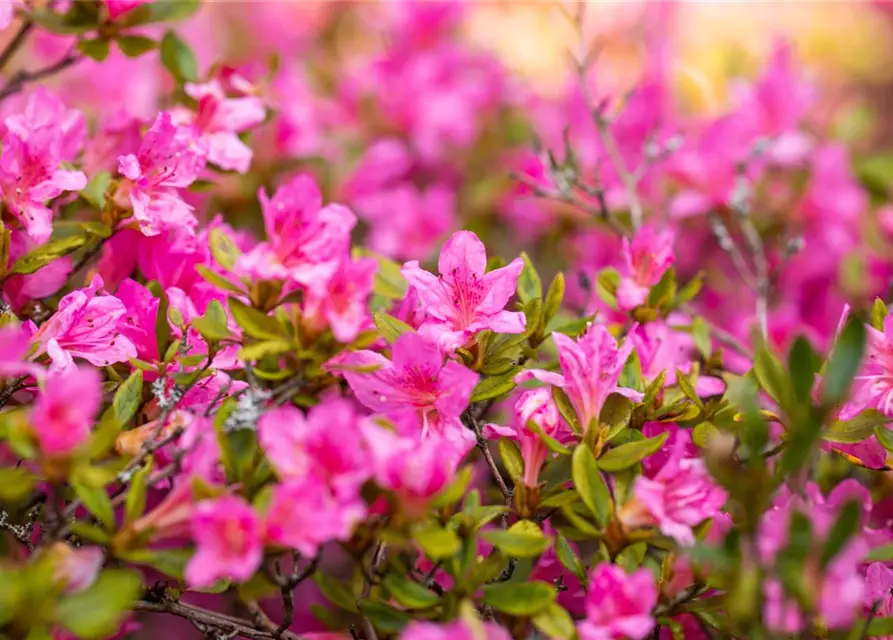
[263,477,366,556]
[117,112,208,236]
[485,388,573,487]
[400,619,511,640]
[361,424,464,517]
[258,397,373,498]
[103,0,147,19]
[338,332,479,448]
[516,324,642,432]
[6,87,85,162]
[171,80,266,173]
[31,275,137,372]
[616,224,674,311]
[0,128,87,243]
[31,366,101,456]
[402,230,525,350]
[237,174,356,287]
[0,2,14,30]
[186,496,263,588]
[303,257,376,344]
[49,543,104,594]
[578,563,657,640]
[624,438,727,545]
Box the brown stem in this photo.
[0,49,81,103]
[0,20,34,71]
[135,599,304,640]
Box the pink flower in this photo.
[6,87,85,162]
[186,496,263,588]
[578,563,657,640]
[103,0,147,19]
[0,324,44,379]
[840,315,893,418]
[116,278,160,362]
[400,619,511,640]
[402,230,525,350]
[624,438,727,545]
[263,477,366,556]
[0,128,87,243]
[303,257,376,343]
[616,224,674,311]
[49,543,104,594]
[258,397,373,499]
[31,275,137,372]
[31,366,101,456]
[362,424,463,517]
[237,174,356,287]
[485,388,572,487]
[866,562,893,620]
[338,332,479,448]
[117,112,208,236]
[171,80,266,173]
[516,324,642,432]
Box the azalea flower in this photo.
[578,563,657,640]
[402,230,525,351]
[186,496,263,588]
[616,224,674,311]
[31,366,101,457]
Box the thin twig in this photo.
[0,20,34,71]
[0,49,81,103]
[136,599,304,640]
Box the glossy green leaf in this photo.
[373,312,413,344]
[412,525,462,560]
[229,298,285,340]
[598,431,669,472]
[470,369,521,403]
[113,370,143,426]
[10,235,88,275]
[823,316,866,406]
[497,438,524,482]
[482,520,552,558]
[160,31,198,82]
[481,581,555,616]
[517,252,542,303]
[55,570,141,639]
[572,445,611,526]
[382,574,440,609]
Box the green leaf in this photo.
[123,0,200,25]
[154,288,171,359]
[77,38,110,61]
[598,431,669,472]
[239,340,291,362]
[554,531,585,582]
[382,574,440,609]
[875,425,893,453]
[432,465,473,508]
[867,618,893,637]
[823,410,892,443]
[532,602,575,640]
[191,299,233,342]
[71,480,115,529]
[314,574,359,613]
[55,569,141,639]
[526,419,570,455]
[356,600,410,634]
[113,370,143,426]
[691,316,711,358]
[208,227,242,271]
[595,268,619,308]
[572,445,611,527]
[482,520,552,558]
[353,248,406,299]
[674,271,704,306]
[69,522,110,545]
[80,172,111,209]
[470,368,521,403]
[0,467,35,505]
[160,30,198,82]
[788,336,818,403]
[867,542,893,562]
[820,500,861,568]
[124,457,153,525]
[412,525,462,560]
[30,9,95,34]
[195,264,246,295]
[872,298,888,331]
[552,386,581,433]
[229,298,285,340]
[498,438,524,482]
[373,312,413,344]
[10,235,88,275]
[115,34,155,57]
[753,344,790,410]
[543,272,565,324]
[823,316,866,406]
[647,267,677,308]
[600,392,633,439]
[517,252,542,303]
[481,581,556,616]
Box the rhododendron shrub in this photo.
[3,1,893,639]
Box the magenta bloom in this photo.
[402,230,525,350]
[116,278,161,362]
[303,257,377,343]
[866,562,893,620]
[516,324,642,432]
[31,367,101,457]
[339,332,479,447]
[263,477,366,556]
[117,112,208,236]
[186,496,263,588]
[0,324,44,379]
[172,80,266,173]
[32,275,137,372]
[400,619,511,640]
[626,438,727,545]
[258,397,373,499]
[485,388,573,487]
[616,224,674,311]
[578,563,657,640]
[237,174,356,287]
[102,0,147,19]
[840,315,893,418]
[0,127,87,243]
[6,87,85,162]
[50,543,104,594]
